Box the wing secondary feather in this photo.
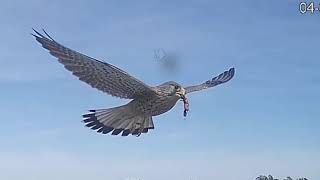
[32,29,156,99]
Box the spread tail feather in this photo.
[82,105,154,136]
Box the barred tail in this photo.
[82,105,154,136]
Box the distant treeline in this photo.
[256,175,308,180]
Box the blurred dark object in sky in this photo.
[154,48,180,74]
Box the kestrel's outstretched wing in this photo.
[185,67,235,94]
[32,29,156,99]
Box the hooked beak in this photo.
[176,88,186,98]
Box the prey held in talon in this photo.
[32,29,235,137]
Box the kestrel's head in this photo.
[158,81,186,98]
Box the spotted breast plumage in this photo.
[32,29,235,137]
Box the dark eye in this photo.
[174,85,179,90]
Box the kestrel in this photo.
[32,29,235,137]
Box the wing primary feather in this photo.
[185,67,235,94]
[32,28,46,39]
[32,28,156,99]
[42,29,55,41]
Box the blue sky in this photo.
[0,0,319,180]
